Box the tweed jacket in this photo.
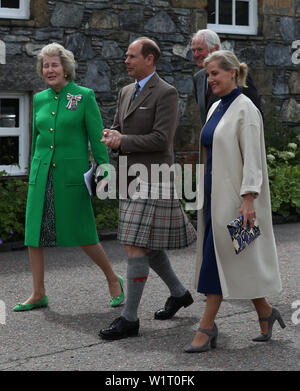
[111,72,179,185]
[25,82,109,247]
[193,68,262,128]
[194,94,282,299]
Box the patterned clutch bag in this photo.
[227,215,261,254]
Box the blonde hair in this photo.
[37,42,75,81]
[204,50,248,88]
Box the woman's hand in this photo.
[240,193,256,229]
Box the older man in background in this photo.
[191,29,262,128]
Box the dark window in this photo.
[219,0,232,25]
[207,0,216,24]
[236,1,249,26]
[1,0,20,9]
[0,98,19,127]
[0,136,19,165]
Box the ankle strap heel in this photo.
[276,313,286,329]
[253,307,286,342]
[184,323,218,353]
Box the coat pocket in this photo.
[64,158,87,186]
[28,157,41,185]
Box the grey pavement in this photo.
[0,223,299,372]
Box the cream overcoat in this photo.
[195,94,282,299]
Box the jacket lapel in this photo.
[195,70,208,127]
[124,73,157,119]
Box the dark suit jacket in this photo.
[112,72,179,184]
[193,68,262,128]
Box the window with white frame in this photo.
[207,0,258,35]
[0,93,30,175]
[0,0,30,20]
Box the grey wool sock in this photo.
[148,250,187,297]
[121,256,150,322]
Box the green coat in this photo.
[25,82,109,247]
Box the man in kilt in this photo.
[99,37,197,340]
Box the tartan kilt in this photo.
[117,181,197,250]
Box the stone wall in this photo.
[249,0,300,126]
[0,0,299,163]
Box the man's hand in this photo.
[101,129,122,150]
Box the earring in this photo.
[64,74,68,78]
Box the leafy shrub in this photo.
[180,136,300,220]
[92,197,119,230]
[0,169,119,244]
[1,132,300,245]
[0,171,28,243]
[264,117,300,164]
[267,141,300,217]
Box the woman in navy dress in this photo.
[184,50,285,353]
[197,87,241,296]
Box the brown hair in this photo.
[133,37,161,65]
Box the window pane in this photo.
[0,99,19,127]
[219,0,232,25]
[0,136,19,165]
[207,0,216,24]
[1,0,20,9]
[236,1,249,26]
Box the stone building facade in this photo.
[0,0,299,176]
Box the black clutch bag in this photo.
[227,215,261,254]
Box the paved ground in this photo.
[0,223,299,375]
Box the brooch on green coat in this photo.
[66,93,82,110]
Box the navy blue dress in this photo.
[197,88,241,295]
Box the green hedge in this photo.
[0,170,119,244]
[267,142,300,217]
[1,132,299,244]
[0,171,28,243]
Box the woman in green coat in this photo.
[14,43,124,311]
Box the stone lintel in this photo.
[170,0,207,9]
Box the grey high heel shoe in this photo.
[184,323,218,353]
[252,307,286,342]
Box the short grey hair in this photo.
[36,42,76,81]
[192,29,221,50]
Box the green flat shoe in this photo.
[13,296,48,312]
[110,275,125,307]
